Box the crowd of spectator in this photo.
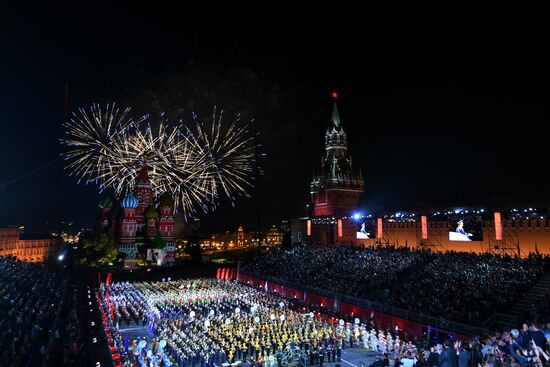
[244,245,547,324]
[365,321,550,367]
[0,256,66,367]
[44,283,85,366]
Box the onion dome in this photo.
[121,192,138,209]
[144,206,159,220]
[159,192,174,208]
[98,194,114,209]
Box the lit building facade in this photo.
[207,226,253,249]
[266,225,284,245]
[0,226,60,262]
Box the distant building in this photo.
[0,226,60,262]
[208,225,253,249]
[266,225,284,246]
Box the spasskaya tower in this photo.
[310,92,364,216]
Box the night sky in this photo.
[1,4,547,232]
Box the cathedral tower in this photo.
[134,163,153,232]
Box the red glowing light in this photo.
[421,215,428,240]
[332,91,338,99]
[494,212,502,241]
[377,218,383,239]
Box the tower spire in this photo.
[331,91,341,128]
[138,161,150,184]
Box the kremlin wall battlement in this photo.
[292,217,550,256]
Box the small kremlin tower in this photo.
[310,92,364,216]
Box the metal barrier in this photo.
[240,271,488,337]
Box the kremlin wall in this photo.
[292,215,550,257]
[291,95,550,257]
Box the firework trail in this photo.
[61,104,257,218]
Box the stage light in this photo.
[58,254,65,261]
[352,213,361,220]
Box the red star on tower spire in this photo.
[332,91,338,100]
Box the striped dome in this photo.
[121,192,138,209]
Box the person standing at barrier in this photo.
[457,342,471,367]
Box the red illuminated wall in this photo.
[421,216,428,240]
[312,189,363,217]
[378,219,550,257]
[300,217,550,257]
[494,212,502,241]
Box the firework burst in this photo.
[61,103,145,187]
[188,107,257,206]
[61,104,258,218]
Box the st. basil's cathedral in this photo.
[97,164,176,266]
